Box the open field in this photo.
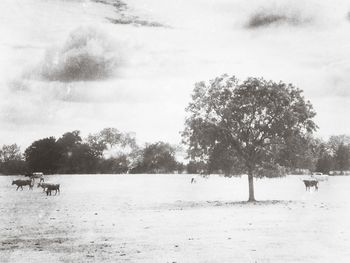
[1,174,350,262]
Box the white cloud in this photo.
[39,26,121,82]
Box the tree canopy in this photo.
[0,144,26,175]
[183,75,317,201]
[130,142,181,174]
[24,137,61,174]
[17,128,183,175]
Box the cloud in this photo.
[246,12,308,28]
[245,4,313,29]
[39,26,121,82]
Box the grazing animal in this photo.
[303,180,319,191]
[37,182,51,192]
[45,184,60,196]
[31,173,44,182]
[25,172,44,182]
[12,179,33,190]
[31,175,44,183]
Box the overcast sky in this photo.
[1,0,350,150]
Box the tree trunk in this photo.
[247,169,256,202]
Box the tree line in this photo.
[0,128,184,175]
[1,128,349,177]
[185,134,350,176]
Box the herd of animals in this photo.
[11,172,60,196]
[11,173,319,195]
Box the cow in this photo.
[303,180,319,191]
[37,182,51,192]
[25,172,44,183]
[45,184,60,196]
[12,179,33,191]
[30,172,44,183]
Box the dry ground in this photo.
[1,174,350,262]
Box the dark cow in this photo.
[303,180,319,191]
[37,182,51,192]
[46,184,60,196]
[12,179,33,191]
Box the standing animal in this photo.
[37,182,51,192]
[46,184,60,196]
[303,180,319,191]
[12,179,33,190]
[25,172,44,182]
[31,173,44,182]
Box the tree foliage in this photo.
[20,129,182,175]
[24,137,61,174]
[56,131,98,174]
[183,75,317,201]
[328,135,350,155]
[334,143,350,173]
[315,143,334,174]
[130,142,180,174]
[0,144,26,175]
[87,128,137,158]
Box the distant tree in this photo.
[328,135,350,155]
[334,143,350,174]
[24,137,61,174]
[86,128,140,173]
[130,142,180,174]
[98,155,129,174]
[86,133,107,158]
[314,142,333,174]
[57,130,82,151]
[183,75,317,201]
[0,144,26,175]
[56,131,87,173]
[66,143,99,173]
[87,128,137,158]
[315,155,333,175]
[276,134,320,173]
[0,144,22,162]
[186,160,207,174]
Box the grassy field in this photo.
[1,174,350,262]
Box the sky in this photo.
[1,0,350,151]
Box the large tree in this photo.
[182,75,317,201]
[24,137,61,174]
[56,131,98,173]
